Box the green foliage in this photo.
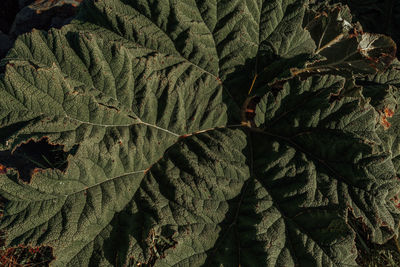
[0,0,400,266]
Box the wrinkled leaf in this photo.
[0,1,399,266]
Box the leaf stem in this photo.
[394,234,400,255]
[247,74,258,95]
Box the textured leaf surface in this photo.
[255,74,400,244]
[360,59,400,177]
[0,0,400,266]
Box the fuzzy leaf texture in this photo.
[0,1,400,266]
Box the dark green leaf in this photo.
[0,1,399,266]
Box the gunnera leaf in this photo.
[297,4,396,76]
[359,59,400,177]
[0,0,399,266]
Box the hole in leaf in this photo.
[145,227,177,265]
[0,244,54,266]
[0,138,78,183]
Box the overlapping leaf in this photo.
[299,4,396,75]
[0,0,399,266]
[255,75,400,244]
[329,0,400,57]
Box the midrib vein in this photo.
[66,115,180,136]
[63,169,147,197]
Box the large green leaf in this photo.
[254,75,400,245]
[0,0,399,266]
